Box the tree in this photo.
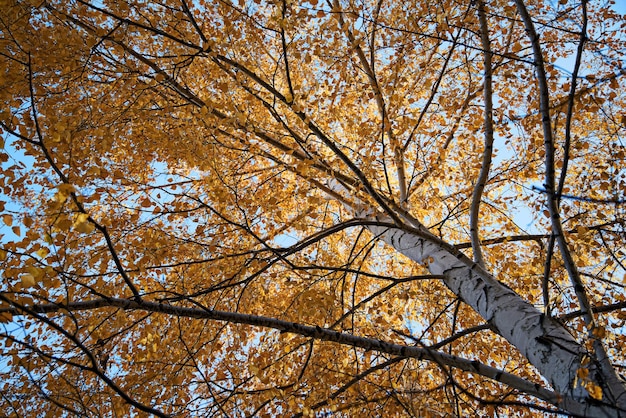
[0,0,625,415]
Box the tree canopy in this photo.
[1,0,625,416]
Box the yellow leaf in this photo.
[592,326,606,338]
[55,183,76,203]
[27,266,44,280]
[3,214,12,227]
[585,382,603,400]
[21,273,36,288]
[73,213,95,234]
[36,248,49,258]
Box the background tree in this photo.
[0,0,625,416]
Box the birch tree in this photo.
[1,0,625,416]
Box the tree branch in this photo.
[469,0,496,267]
[0,296,568,408]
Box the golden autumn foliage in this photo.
[0,0,625,416]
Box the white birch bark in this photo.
[361,214,626,417]
[326,177,626,416]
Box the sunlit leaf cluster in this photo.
[0,0,625,416]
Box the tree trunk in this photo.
[357,211,626,417]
